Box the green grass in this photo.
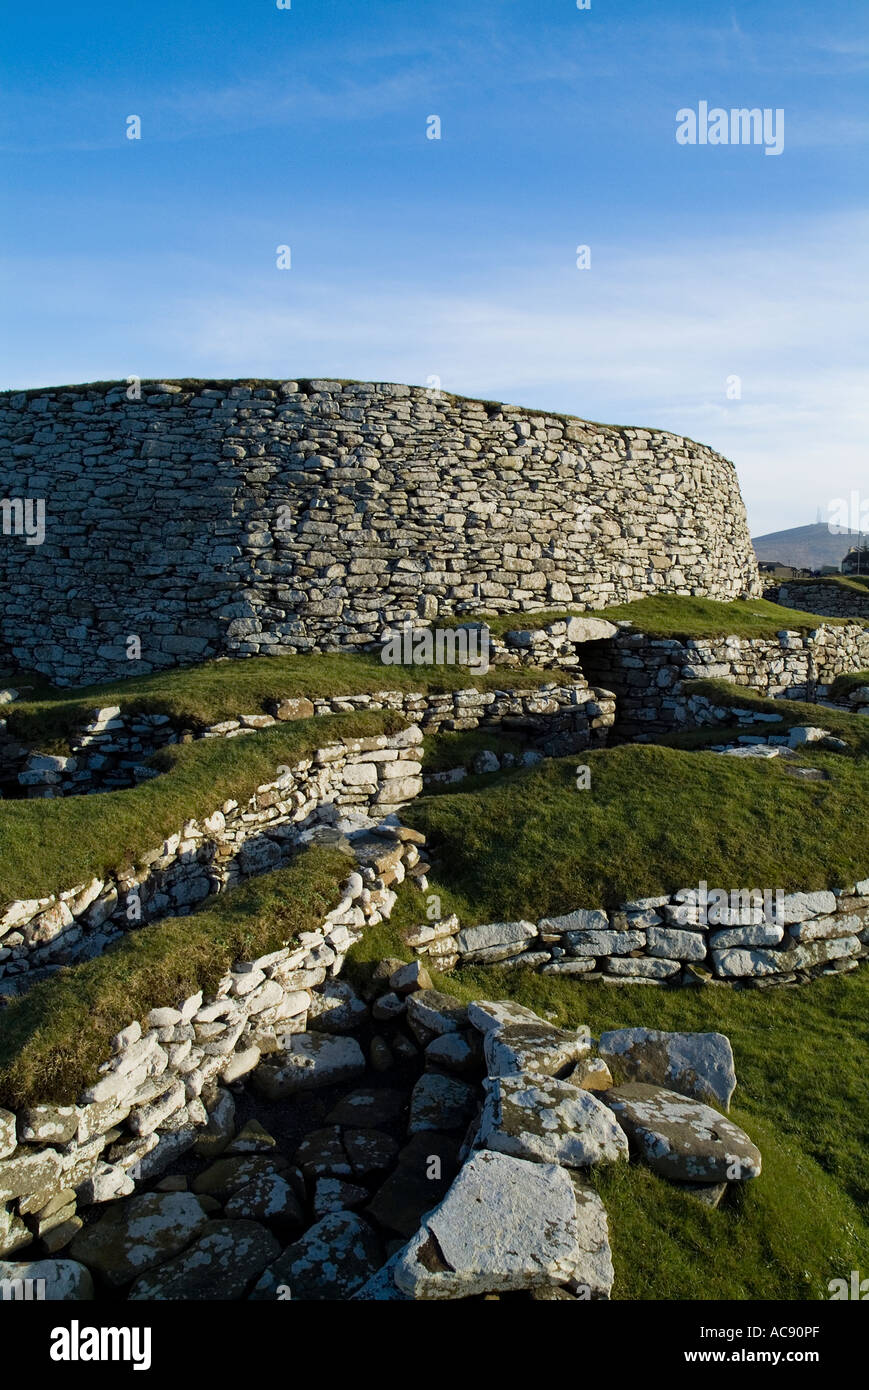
[0,652,553,753]
[347,890,869,1300]
[0,849,349,1108]
[780,574,869,595]
[422,726,530,774]
[444,595,857,640]
[0,710,407,905]
[397,739,869,925]
[686,679,869,746]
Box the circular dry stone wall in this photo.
[0,380,761,685]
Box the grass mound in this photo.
[0,847,349,1108]
[0,709,406,905]
[399,709,869,923]
[0,652,552,753]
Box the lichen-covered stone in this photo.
[476,1073,629,1167]
[69,1191,210,1286]
[129,1220,279,1300]
[602,1083,761,1182]
[597,1028,737,1109]
[392,1150,585,1298]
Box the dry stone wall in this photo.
[2,829,865,1268]
[0,832,423,1261]
[777,582,869,620]
[0,379,762,686]
[545,623,869,741]
[0,676,614,798]
[0,726,425,994]
[407,885,869,984]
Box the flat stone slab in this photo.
[250,1033,365,1099]
[192,1155,291,1199]
[250,1212,383,1301]
[408,1073,479,1133]
[712,935,860,978]
[565,616,619,643]
[566,1177,615,1299]
[467,1000,546,1033]
[476,1073,628,1167]
[392,1150,587,1299]
[455,920,538,962]
[539,908,609,935]
[602,1083,761,1182]
[129,1220,279,1300]
[69,1192,210,1287]
[597,1028,737,1110]
[484,1022,592,1079]
[223,1171,305,1228]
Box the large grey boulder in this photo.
[597,1028,737,1110]
[250,1033,365,1099]
[476,1073,628,1167]
[69,1192,210,1287]
[602,1083,761,1182]
[392,1150,585,1299]
[128,1221,279,1300]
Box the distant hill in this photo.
[752,523,863,572]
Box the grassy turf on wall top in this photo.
[0,709,407,905]
[445,595,859,639]
[0,848,349,1108]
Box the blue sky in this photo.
[2,0,867,534]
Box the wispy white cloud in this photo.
[3,209,865,535]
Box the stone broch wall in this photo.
[0,379,761,685]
